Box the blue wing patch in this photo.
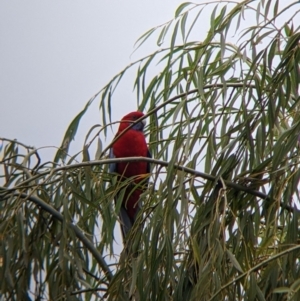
[109,148,116,173]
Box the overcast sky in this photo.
[0,1,184,159]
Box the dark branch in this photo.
[10,192,113,282]
[4,156,297,213]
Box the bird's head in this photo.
[118,111,146,132]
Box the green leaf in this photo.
[226,249,244,273]
[175,2,193,18]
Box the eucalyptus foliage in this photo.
[1,0,300,300]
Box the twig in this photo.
[11,192,113,282]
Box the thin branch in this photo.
[12,192,113,282]
[0,137,35,149]
[208,244,300,301]
[3,156,297,213]
[71,287,107,296]
[100,82,256,157]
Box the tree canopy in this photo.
[1,0,300,300]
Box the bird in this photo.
[109,111,151,242]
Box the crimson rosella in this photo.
[109,111,151,240]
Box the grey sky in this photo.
[0,1,183,158]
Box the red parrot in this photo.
[109,111,151,240]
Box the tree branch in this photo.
[100,83,256,157]
[208,244,300,301]
[4,156,297,213]
[11,192,113,282]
